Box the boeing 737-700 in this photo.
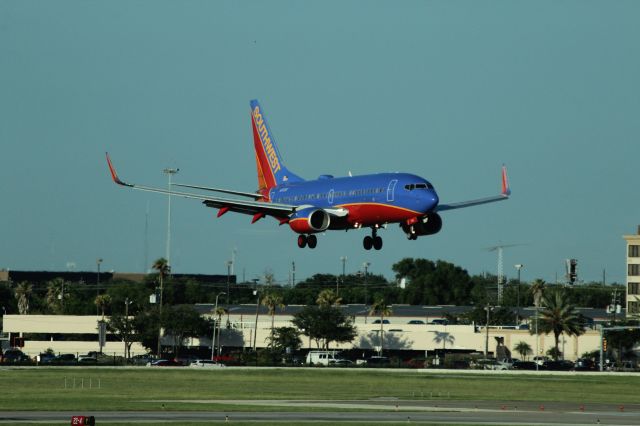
[107,99,510,250]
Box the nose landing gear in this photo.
[363,228,383,250]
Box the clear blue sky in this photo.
[1,1,638,286]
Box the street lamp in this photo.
[514,264,523,325]
[484,305,494,358]
[163,167,179,268]
[362,262,370,306]
[96,258,103,316]
[226,261,233,305]
[253,290,260,352]
[211,292,226,360]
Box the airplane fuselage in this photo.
[269,172,439,229]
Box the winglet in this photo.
[106,153,133,187]
[501,165,511,196]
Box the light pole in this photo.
[514,264,523,325]
[363,262,370,306]
[211,292,226,360]
[163,167,179,268]
[253,290,260,352]
[484,305,494,358]
[226,261,233,305]
[124,298,132,360]
[96,258,103,316]
[535,306,539,371]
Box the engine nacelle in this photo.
[289,208,331,234]
[402,212,443,236]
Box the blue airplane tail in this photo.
[250,99,304,190]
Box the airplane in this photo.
[106,99,510,250]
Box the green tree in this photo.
[369,298,392,355]
[533,289,586,360]
[107,313,137,360]
[514,341,532,360]
[152,258,170,356]
[292,306,356,350]
[14,281,32,315]
[261,292,285,347]
[133,309,160,354]
[266,326,302,362]
[94,294,112,318]
[393,258,473,305]
[162,305,208,357]
[316,289,341,307]
[45,278,67,314]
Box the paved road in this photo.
[2,399,639,425]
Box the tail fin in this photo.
[250,99,303,190]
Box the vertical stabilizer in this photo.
[250,100,303,191]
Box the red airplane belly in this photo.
[343,203,416,225]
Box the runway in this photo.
[2,399,639,424]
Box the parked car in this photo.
[35,352,56,364]
[51,353,77,365]
[331,359,353,367]
[574,358,596,371]
[372,319,390,324]
[429,319,449,326]
[365,356,390,367]
[533,356,550,366]
[130,354,156,366]
[543,360,574,371]
[147,359,183,367]
[407,320,425,325]
[473,359,508,370]
[498,358,519,369]
[511,360,540,370]
[78,353,98,363]
[1,349,30,363]
[189,359,226,368]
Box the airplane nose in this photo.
[425,190,439,212]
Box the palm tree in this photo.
[14,281,32,315]
[530,279,546,308]
[514,341,532,360]
[316,289,342,307]
[152,257,170,356]
[214,306,228,356]
[261,292,284,347]
[46,278,67,314]
[95,294,112,319]
[534,289,585,360]
[369,298,392,355]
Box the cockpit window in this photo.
[405,182,434,191]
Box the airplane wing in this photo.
[436,165,511,212]
[106,153,295,218]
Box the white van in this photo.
[306,351,346,366]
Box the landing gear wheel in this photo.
[297,235,307,248]
[363,235,373,250]
[409,234,418,240]
[307,234,317,249]
[373,236,383,250]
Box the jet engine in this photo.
[289,208,331,234]
[401,212,442,237]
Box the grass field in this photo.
[1,367,639,412]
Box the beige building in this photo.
[624,226,640,318]
[4,313,601,361]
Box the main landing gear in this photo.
[297,234,317,249]
[363,228,383,251]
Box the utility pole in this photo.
[484,305,493,358]
[363,262,370,306]
[96,258,103,316]
[211,292,225,360]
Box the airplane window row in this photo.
[276,187,385,204]
[405,183,434,191]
